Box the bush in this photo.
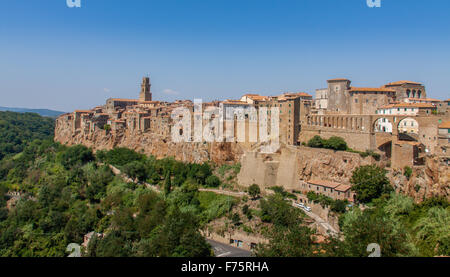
[404,166,413,180]
[323,136,348,151]
[205,175,221,188]
[248,184,261,200]
[307,135,348,151]
[307,136,324,148]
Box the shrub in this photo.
[404,166,413,180]
[307,135,324,148]
[205,175,221,188]
[323,136,348,151]
[248,184,261,200]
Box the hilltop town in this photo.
[55,77,450,204]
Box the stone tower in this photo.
[139,77,152,101]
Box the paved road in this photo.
[207,239,252,257]
[291,202,339,236]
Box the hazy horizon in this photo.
[1,0,449,112]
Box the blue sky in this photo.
[1,0,449,111]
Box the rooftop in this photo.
[384,80,422,86]
[406,98,442,102]
[439,121,450,129]
[379,103,436,109]
[349,87,396,93]
[335,184,352,192]
[307,179,342,189]
[327,78,350,82]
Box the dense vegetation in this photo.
[0,140,239,257]
[0,111,55,161]
[256,165,449,257]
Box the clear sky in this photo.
[1,0,449,112]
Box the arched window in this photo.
[412,90,416,98]
[406,89,411,98]
[418,90,422,98]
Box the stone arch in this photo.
[373,117,393,133]
[397,117,419,134]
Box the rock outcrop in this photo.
[55,122,245,164]
[389,157,450,202]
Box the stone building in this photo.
[382,80,427,101]
[375,103,437,133]
[300,179,354,202]
[315,88,328,111]
[323,78,396,114]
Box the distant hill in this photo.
[0,106,65,117]
[0,111,55,160]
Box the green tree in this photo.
[256,225,315,257]
[164,172,172,196]
[323,136,348,151]
[248,184,261,200]
[205,175,220,188]
[326,208,413,257]
[307,135,324,148]
[59,145,94,169]
[350,165,392,203]
[123,161,148,183]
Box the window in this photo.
[355,99,358,103]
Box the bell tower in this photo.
[139,76,152,101]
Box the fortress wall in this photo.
[298,129,373,151]
[237,146,372,190]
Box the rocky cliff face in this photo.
[237,146,373,190]
[55,120,244,164]
[237,145,449,201]
[389,157,450,202]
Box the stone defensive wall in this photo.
[237,145,373,190]
[299,113,444,153]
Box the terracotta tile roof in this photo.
[407,98,442,102]
[335,184,352,192]
[384,80,422,86]
[349,87,396,93]
[307,179,341,189]
[445,99,450,102]
[74,110,93,113]
[439,121,450,129]
[379,103,435,109]
[246,95,269,101]
[327,78,350,82]
[223,100,249,105]
[281,92,313,98]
